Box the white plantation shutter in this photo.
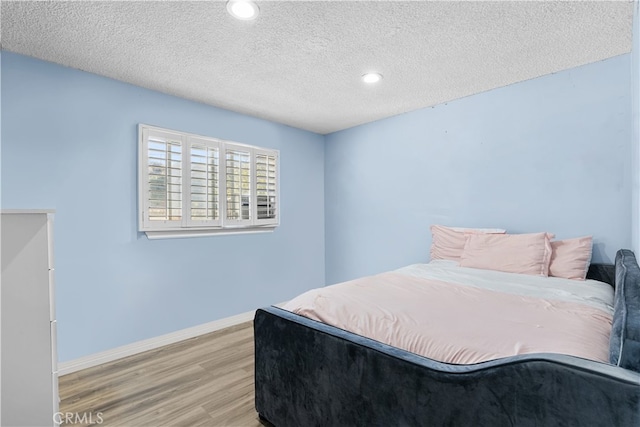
[254,150,278,226]
[139,124,279,236]
[186,138,220,227]
[225,146,252,225]
[140,128,184,230]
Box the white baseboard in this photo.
[58,309,256,376]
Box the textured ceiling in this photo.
[1,1,634,135]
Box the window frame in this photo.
[253,148,279,227]
[138,124,280,238]
[223,143,255,228]
[185,136,223,229]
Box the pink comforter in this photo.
[282,272,612,364]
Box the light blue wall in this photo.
[1,52,325,362]
[2,49,634,361]
[632,0,640,255]
[325,54,632,285]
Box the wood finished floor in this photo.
[59,321,264,427]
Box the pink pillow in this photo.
[430,225,506,262]
[459,232,552,276]
[549,236,593,280]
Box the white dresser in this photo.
[1,210,59,427]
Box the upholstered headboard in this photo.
[610,249,640,373]
[586,262,615,287]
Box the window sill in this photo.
[143,226,277,240]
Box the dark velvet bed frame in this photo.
[254,249,640,426]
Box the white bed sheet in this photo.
[396,260,614,314]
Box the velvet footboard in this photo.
[254,306,640,427]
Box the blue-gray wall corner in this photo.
[632,0,640,256]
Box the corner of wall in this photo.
[632,0,640,255]
[322,132,331,286]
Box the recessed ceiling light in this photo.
[227,0,259,20]
[362,73,383,84]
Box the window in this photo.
[139,124,279,238]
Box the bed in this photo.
[254,249,640,426]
